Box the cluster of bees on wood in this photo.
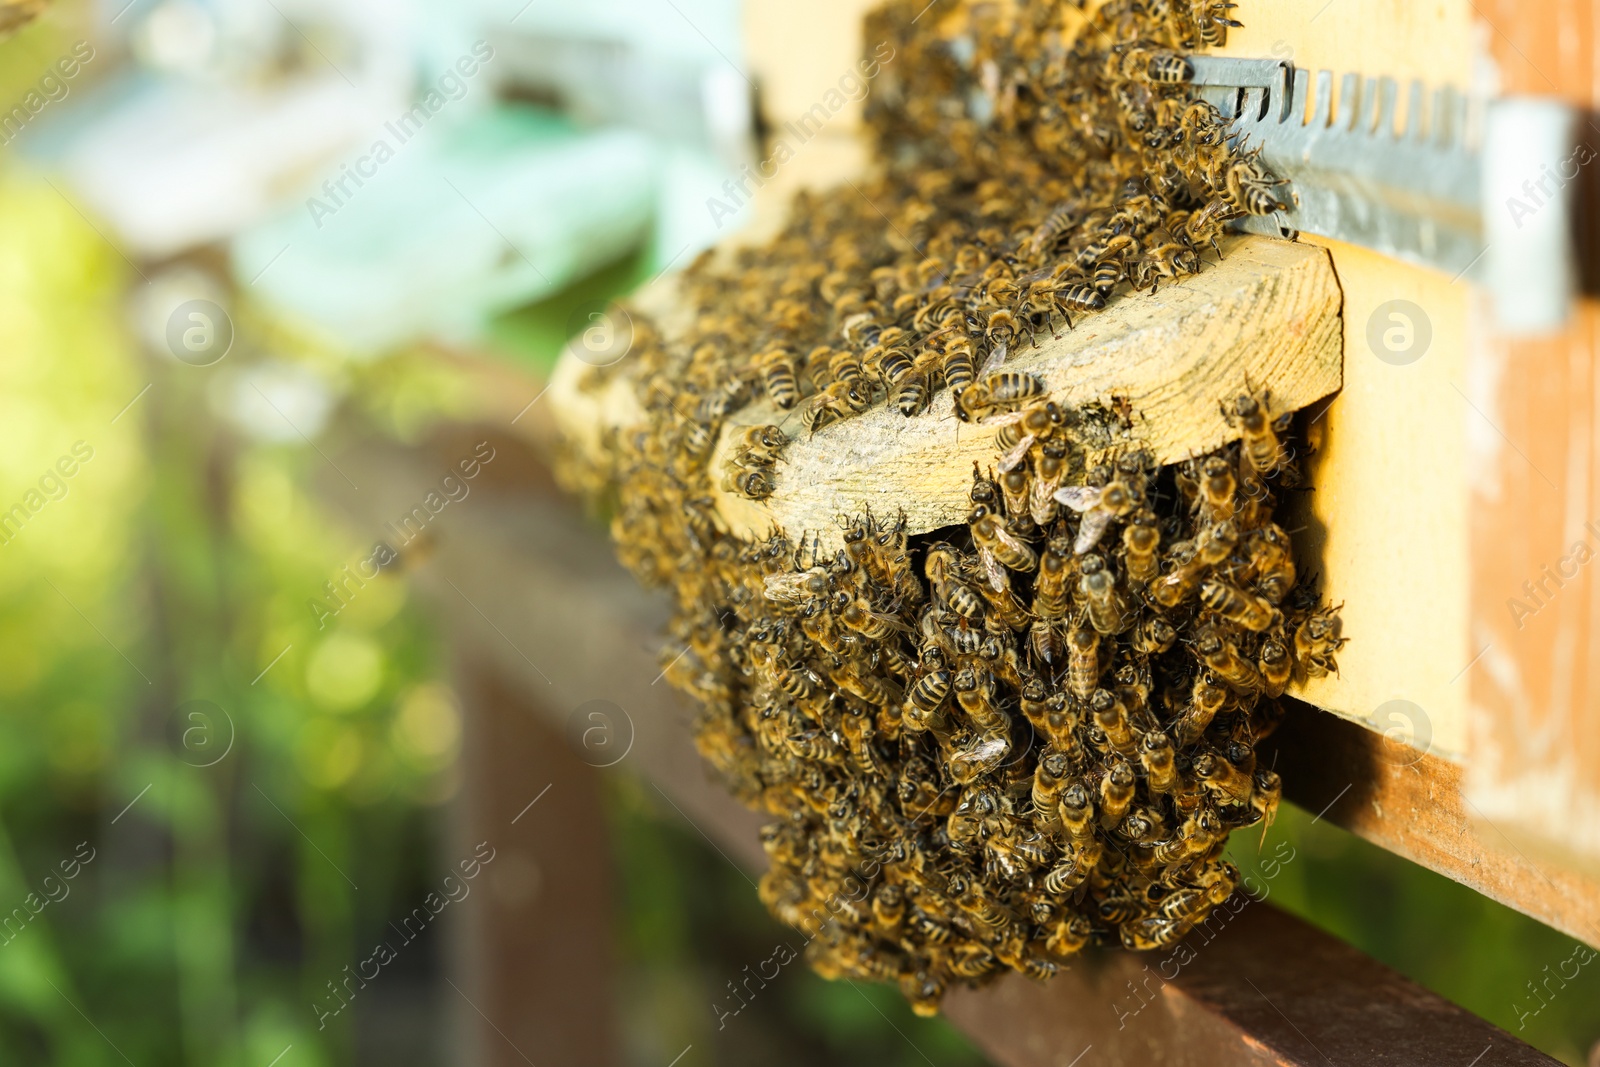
[567,0,1343,1016]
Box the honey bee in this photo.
[1197,629,1263,692]
[956,370,1045,422]
[1030,439,1071,525]
[1067,627,1099,700]
[971,506,1038,574]
[1199,579,1279,632]
[1192,0,1243,45]
[732,424,790,467]
[1173,674,1228,748]
[940,336,978,397]
[1294,607,1346,677]
[1131,615,1176,655]
[804,380,871,436]
[1090,689,1139,757]
[724,468,776,499]
[759,346,800,409]
[1078,554,1131,635]
[1138,730,1182,794]
[1100,759,1136,829]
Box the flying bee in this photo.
[971,506,1039,574]
[957,370,1045,422]
[1200,579,1280,632]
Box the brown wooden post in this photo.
[451,653,621,1067]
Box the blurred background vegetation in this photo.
[0,1,1594,1065]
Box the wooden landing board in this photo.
[710,237,1340,551]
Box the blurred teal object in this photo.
[232,105,657,352]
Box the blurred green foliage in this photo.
[0,167,465,1065]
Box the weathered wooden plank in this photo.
[550,235,1343,555]
[1462,0,1600,873]
[1264,700,1600,951]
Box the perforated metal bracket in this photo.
[1187,56,1582,333]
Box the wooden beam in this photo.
[551,235,1343,553]
[1264,700,1600,950]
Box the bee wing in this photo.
[995,434,1036,473]
[1029,476,1062,526]
[1053,485,1103,512]
[866,608,915,633]
[978,546,1008,593]
[979,409,1029,428]
[1074,508,1114,554]
[978,343,1008,378]
[762,570,814,604]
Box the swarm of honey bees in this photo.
[563,0,1345,1016]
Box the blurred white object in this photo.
[213,359,337,443]
[231,108,657,352]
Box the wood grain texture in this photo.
[1217,0,1480,757]
[1464,0,1600,870]
[710,237,1340,550]
[1266,700,1600,950]
[548,236,1342,555]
